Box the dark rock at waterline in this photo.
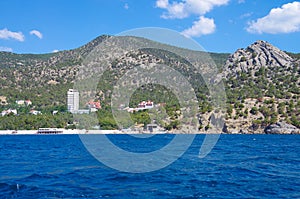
[265,122,300,134]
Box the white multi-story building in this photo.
[67,89,79,113]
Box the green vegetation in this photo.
[0,113,73,130]
[0,36,299,131]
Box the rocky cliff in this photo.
[265,122,300,134]
[222,40,295,78]
[219,40,300,134]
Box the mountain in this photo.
[221,40,295,78]
[220,40,299,133]
[0,36,299,133]
[0,35,228,109]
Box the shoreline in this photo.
[0,129,299,135]
[0,129,126,135]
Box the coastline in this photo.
[0,129,299,135]
[0,129,124,135]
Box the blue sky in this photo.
[0,0,299,54]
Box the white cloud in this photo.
[30,30,43,39]
[182,16,216,37]
[52,49,59,53]
[247,1,300,34]
[238,0,245,4]
[0,28,25,41]
[162,2,187,19]
[156,0,229,19]
[0,46,13,52]
[156,0,228,37]
[156,0,169,8]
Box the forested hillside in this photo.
[0,36,299,133]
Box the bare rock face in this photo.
[265,122,300,134]
[222,40,295,77]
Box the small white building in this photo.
[1,109,17,116]
[124,100,154,112]
[90,107,98,113]
[16,100,32,106]
[25,100,32,106]
[16,100,25,105]
[137,101,154,109]
[30,110,42,115]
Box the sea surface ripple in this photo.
[0,135,299,198]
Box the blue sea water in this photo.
[0,135,299,199]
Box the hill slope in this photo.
[0,36,299,133]
[221,40,299,133]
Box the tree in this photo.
[250,107,258,115]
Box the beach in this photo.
[0,129,125,135]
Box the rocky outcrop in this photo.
[265,122,300,134]
[222,40,295,77]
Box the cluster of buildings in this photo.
[0,96,60,117]
[67,89,101,114]
[1,99,33,117]
[67,89,159,115]
[1,89,158,117]
[123,100,154,113]
[1,89,101,117]
[1,99,44,117]
[87,100,101,112]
